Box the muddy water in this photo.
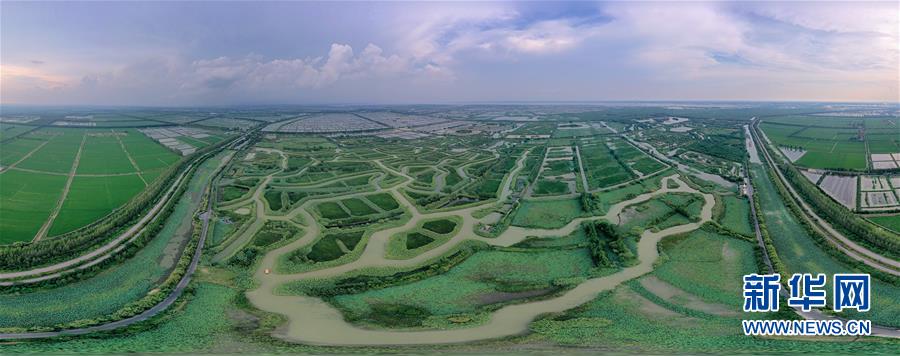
[744,125,761,164]
[244,147,715,345]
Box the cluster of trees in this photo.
[749,179,788,278]
[10,214,203,333]
[580,192,603,214]
[524,147,547,183]
[2,161,202,291]
[604,143,638,180]
[0,165,187,271]
[778,161,900,258]
[687,134,745,162]
[583,221,636,268]
[781,144,805,151]
[0,139,231,271]
[765,163,899,284]
[228,246,261,267]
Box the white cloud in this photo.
[2,1,896,104]
[598,1,897,85]
[174,42,446,98]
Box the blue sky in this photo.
[1,1,897,105]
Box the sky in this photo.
[1,1,897,106]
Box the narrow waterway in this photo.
[244,147,716,345]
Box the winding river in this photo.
[242,149,715,345]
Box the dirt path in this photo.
[574,145,589,192]
[0,138,53,174]
[751,120,900,275]
[212,148,288,262]
[32,135,87,241]
[242,143,718,345]
[113,129,148,186]
[0,153,231,340]
[7,167,144,177]
[0,167,193,283]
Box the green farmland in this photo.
[1,103,898,354]
[760,116,900,170]
[0,128,182,242]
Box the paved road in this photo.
[750,119,900,275]
[34,135,87,241]
[0,169,191,283]
[745,177,774,274]
[0,153,230,340]
[745,121,899,338]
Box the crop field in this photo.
[0,136,45,166]
[759,116,900,170]
[0,152,222,327]
[75,135,138,174]
[531,146,577,196]
[3,104,898,354]
[0,128,183,242]
[580,141,633,189]
[0,170,67,242]
[0,123,33,140]
[48,174,146,235]
[869,215,900,232]
[751,163,900,327]
[14,129,83,173]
